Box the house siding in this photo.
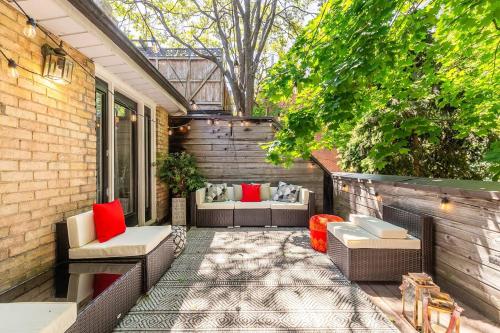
[0,1,96,292]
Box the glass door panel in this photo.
[114,93,138,226]
[95,79,108,203]
[144,107,152,222]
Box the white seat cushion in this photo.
[0,302,77,333]
[69,225,172,259]
[67,211,96,248]
[270,202,308,210]
[234,201,271,209]
[350,214,408,239]
[328,222,420,249]
[195,188,206,205]
[198,201,235,210]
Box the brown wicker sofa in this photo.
[57,211,175,292]
[327,205,433,282]
[191,186,315,227]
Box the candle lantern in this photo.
[400,273,440,330]
[42,43,74,84]
[423,291,463,333]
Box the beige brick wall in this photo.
[156,107,169,223]
[0,1,96,292]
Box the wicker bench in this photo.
[327,205,433,282]
[191,186,315,227]
[57,211,175,292]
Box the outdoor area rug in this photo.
[115,228,398,332]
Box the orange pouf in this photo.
[309,214,344,253]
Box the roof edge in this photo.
[67,0,191,112]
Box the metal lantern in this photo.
[400,273,440,330]
[42,43,74,84]
[423,291,463,333]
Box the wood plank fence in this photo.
[330,172,500,323]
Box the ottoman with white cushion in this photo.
[327,205,432,282]
[0,302,76,333]
[61,211,174,292]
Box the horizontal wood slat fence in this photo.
[330,172,500,323]
[169,118,324,211]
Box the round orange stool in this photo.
[309,214,344,252]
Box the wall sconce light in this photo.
[130,113,137,122]
[440,196,450,210]
[42,43,74,84]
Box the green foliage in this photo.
[261,0,500,180]
[157,152,206,197]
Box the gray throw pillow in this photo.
[205,183,228,202]
[272,181,301,203]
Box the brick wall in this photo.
[0,1,96,292]
[156,107,169,223]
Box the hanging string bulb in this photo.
[228,121,232,128]
[215,119,220,125]
[206,119,213,125]
[240,120,244,127]
[7,59,19,79]
[23,17,37,39]
[168,129,173,135]
[187,124,191,130]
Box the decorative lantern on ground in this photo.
[423,291,463,333]
[42,43,74,84]
[400,273,440,330]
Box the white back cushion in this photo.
[299,189,310,205]
[350,214,408,239]
[195,188,206,205]
[67,211,96,248]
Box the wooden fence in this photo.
[169,117,324,211]
[330,172,500,322]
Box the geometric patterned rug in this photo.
[115,228,399,332]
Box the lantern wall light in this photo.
[42,43,74,84]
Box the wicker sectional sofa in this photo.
[191,186,315,227]
[327,205,432,282]
[58,211,175,292]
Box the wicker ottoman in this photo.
[309,214,344,252]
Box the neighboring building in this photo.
[0,0,188,291]
[136,45,231,114]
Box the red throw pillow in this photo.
[241,183,261,202]
[92,273,121,298]
[92,199,126,243]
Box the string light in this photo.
[228,121,232,128]
[23,17,37,39]
[168,129,173,135]
[440,196,450,210]
[238,110,243,117]
[268,121,273,127]
[206,119,213,125]
[7,59,19,79]
[240,120,244,127]
[187,124,191,130]
[215,119,220,125]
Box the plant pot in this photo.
[172,197,186,226]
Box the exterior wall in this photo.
[156,107,169,223]
[331,172,500,322]
[170,118,324,211]
[0,1,96,292]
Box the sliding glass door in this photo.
[95,79,108,203]
[114,92,138,226]
[144,107,152,222]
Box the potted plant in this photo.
[157,152,205,256]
